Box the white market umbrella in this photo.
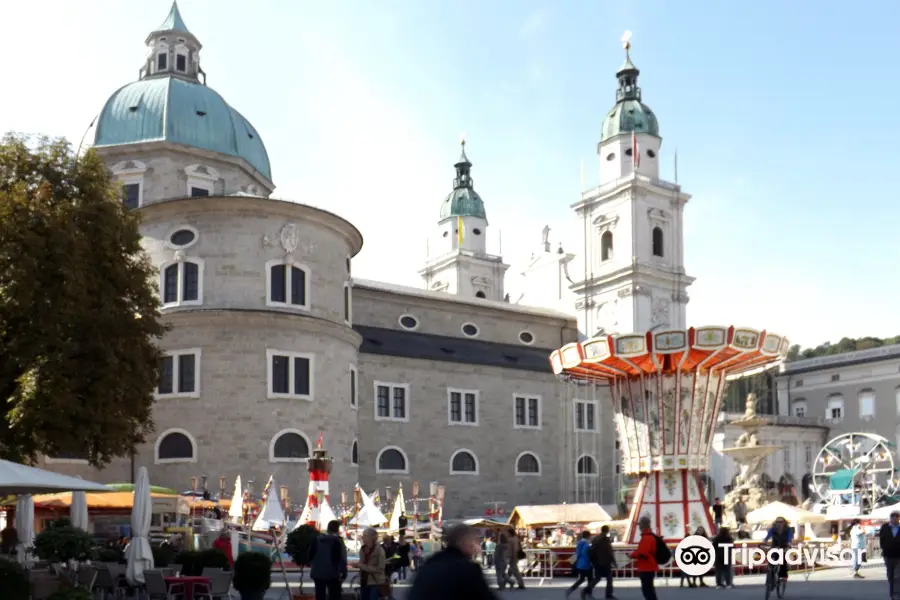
[348,486,386,527]
[0,459,109,495]
[252,477,286,531]
[228,475,243,521]
[15,494,34,565]
[125,467,154,585]
[870,502,900,520]
[316,498,338,530]
[70,491,89,531]
[746,501,827,525]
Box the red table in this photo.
[164,576,211,600]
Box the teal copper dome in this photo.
[94,77,271,180]
[439,141,486,220]
[600,51,660,142]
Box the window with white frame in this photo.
[859,390,875,419]
[826,395,844,421]
[343,282,352,324]
[791,399,807,417]
[450,449,479,475]
[266,260,309,308]
[267,349,314,400]
[184,164,220,197]
[160,258,203,307]
[574,399,598,432]
[448,388,478,426]
[576,454,598,475]
[157,349,200,398]
[111,160,147,209]
[349,365,358,409]
[174,44,188,72]
[269,429,310,463]
[376,446,408,473]
[515,452,541,475]
[156,50,168,72]
[513,395,541,429]
[374,382,408,422]
[155,429,196,464]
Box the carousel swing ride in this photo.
[551,325,789,543]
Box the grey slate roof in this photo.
[354,325,555,373]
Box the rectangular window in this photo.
[374,382,408,422]
[161,260,202,306]
[267,350,314,400]
[156,350,200,398]
[267,262,308,308]
[190,186,210,197]
[157,52,167,70]
[574,400,598,432]
[831,374,840,382]
[513,395,541,429]
[448,388,478,425]
[859,393,875,418]
[122,183,140,209]
[349,365,357,409]
[805,444,813,468]
[176,54,187,72]
[344,283,351,323]
[182,262,199,301]
[794,379,803,388]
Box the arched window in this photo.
[475,291,486,299]
[652,226,664,257]
[266,260,310,309]
[600,231,613,261]
[155,429,197,464]
[515,452,541,475]
[269,429,311,463]
[576,454,598,475]
[376,446,408,474]
[450,449,479,475]
[826,395,844,422]
[351,440,358,466]
[791,398,807,418]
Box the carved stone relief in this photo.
[651,297,670,325]
[263,222,315,259]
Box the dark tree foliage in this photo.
[0,134,166,467]
[786,335,900,362]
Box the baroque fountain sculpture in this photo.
[722,393,780,516]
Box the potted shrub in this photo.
[33,519,94,566]
[285,525,318,596]
[0,557,29,600]
[233,552,272,600]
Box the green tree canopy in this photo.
[786,335,900,362]
[0,134,166,467]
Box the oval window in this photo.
[443,231,449,238]
[473,228,482,235]
[518,331,535,345]
[606,153,615,161]
[169,229,196,247]
[399,315,419,330]
[462,323,479,337]
[647,149,656,158]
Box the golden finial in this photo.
[460,132,466,147]
[621,30,633,54]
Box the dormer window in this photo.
[176,54,187,72]
[157,52,167,71]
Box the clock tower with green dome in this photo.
[419,139,509,300]
[571,33,694,338]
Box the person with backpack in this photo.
[309,520,348,600]
[566,531,595,598]
[631,516,668,600]
[584,525,617,599]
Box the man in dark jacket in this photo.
[407,523,497,600]
[584,525,617,599]
[879,511,900,599]
[309,520,348,600]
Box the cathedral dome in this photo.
[600,53,660,142]
[438,140,486,220]
[94,77,271,181]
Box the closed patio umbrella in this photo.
[15,494,34,565]
[70,491,89,531]
[125,467,154,585]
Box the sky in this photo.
[2,0,898,348]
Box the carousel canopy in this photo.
[746,501,826,524]
[508,503,612,528]
[0,459,110,495]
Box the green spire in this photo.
[153,1,191,35]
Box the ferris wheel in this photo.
[812,432,899,507]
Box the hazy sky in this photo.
[2,0,897,348]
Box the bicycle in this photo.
[760,544,788,600]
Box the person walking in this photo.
[630,517,659,600]
[506,529,526,590]
[396,535,411,581]
[309,520,348,600]
[484,536,496,568]
[849,519,867,578]
[584,525,617,599]
[711,498,724,531]
[879,511,900,598]
[712,526,734,588]
[567,531,594,598]
[493,531,512,590]
[406,523,497,600]
[211,530,234,569]
[350,528,386,600]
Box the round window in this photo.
[518,331,535,345]
[169,228,196,247]
[399,315,419,330]
[443,231,449,237]
[647,149,656,158]
[462,323,479,337]
[606,153,615,161]
[473,228,482,235]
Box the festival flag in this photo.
[457,215,464,246]
[316,432,324,449]
[632,131,640,169]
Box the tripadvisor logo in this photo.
[674,535,863,576]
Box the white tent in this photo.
[389,485,406,531]
[869,502,900,520]
[252,477,287,531]
[348,486,386,527]
[227,475,243,522]
[746,501,827,524]
[0,459,110,495]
